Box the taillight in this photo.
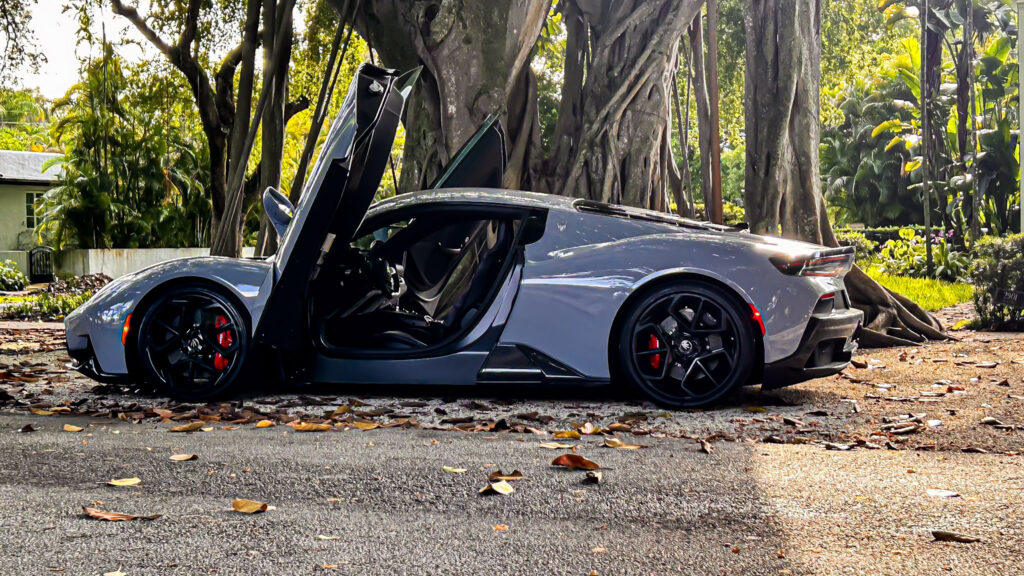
[770,249,854,278]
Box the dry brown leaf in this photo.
[255,419,275,428]
[442,466,468,474]
[351,421,379,431]
[107,477,141,487]
[168,421,204,433]
[579,422,599,435]
[583,470,603,484]
[317,535,341,540]
[321,564,339,570]
[539,441,577,449]
[553,430,581,440]
[170,454,198,462]
[932,530,981,543]
[289,421,331,432]
[29,408,54,416]
[493,524,509,532]
[699,439,714,454]
[103,567,126,576]
[63,424,84,432]
[602,437,643,450]
[743,406,768,414]
[487,470,524,482]
[232,498,268,514]
[18,424,35,433]
[479,481,515,495]
[551,453,600,470]
[82,506,160,522]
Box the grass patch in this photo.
[865,268,973,312]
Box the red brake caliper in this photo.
[213,315,233,371]
[648,334,661,369]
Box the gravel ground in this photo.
[0,414,1020,576]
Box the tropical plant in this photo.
[39,45,211,249]
[971,233,1024,330]
[0,260,28,291]
[878,228,971,282]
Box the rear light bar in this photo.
[770,248,854,278]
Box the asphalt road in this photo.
[1,414,1021,576]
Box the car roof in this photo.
[368,188,579,215]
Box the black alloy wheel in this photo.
[617,281,756,409]
[136,285,249,400]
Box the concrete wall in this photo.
[0,250,28,272]
[54,247,258,278]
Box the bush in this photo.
[693,202,746,226]
[971,234,1024,331]
[835,231,878,267]
[0,292,92,320]
[877,228,970,282]
[0,260,28,291]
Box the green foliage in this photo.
[865,266,974,312]
[693,201,745,226]
[835,230,878,267]
[0,292,92,320]
[971,233,1024,330]
[40,45,211,249]
[877,228,971,282]
[0,88,52,151]
[0,260,28,291]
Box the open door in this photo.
[254,64,418,351]
[430,113,507,189]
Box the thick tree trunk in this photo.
[688,14,713,216]
[349,0,550,192]
[744,0,945,347]
[548,0,700,209]
[671,42,694,217]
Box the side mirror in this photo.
[263,187,295,238]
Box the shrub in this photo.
[835,231,878,267]
[971,234,1024,331]
[0,260,28,291]
[693,202,746,226]
[0,292,92,320]
[877,228,970,282]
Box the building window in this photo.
[25,191,41,229]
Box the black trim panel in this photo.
[762,308,862,388]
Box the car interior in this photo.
[309,212,521,352]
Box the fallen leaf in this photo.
[18,424,35,433]
[255,419,275,428]
[980,417,1003,426]
[592,546,607,554]
[107,477,141,487]
[539,442,577,449]
[317,535,341,540]
[351,421,379,431]
[487,470,524,482]
[699,439,714,454]
[932,530,981,543]
[551,453,600,470]
[232,498,268,514]
[583,470,603,484]
[579,422,599,435]
[103,567,126,576]
[82,506,160,522]
[442,466,467,474]
[63,424,83,432]
[603,437,643,450]
[479,481,515,495]
[169,454,198,462]
[743,406,768,413]
[289,421,331,432]
[976,362,999,369]
[493,524,509,531]
[29,408,54,416]
[926,489,960,498]
[169,421,204,433]
[553,430,581,440]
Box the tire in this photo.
[615,281,756,409]
[135,284,249,401]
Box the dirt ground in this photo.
[1,315,1022,456]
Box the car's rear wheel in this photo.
[136,284,249,401]
[616,281,756,409]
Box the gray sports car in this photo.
[65,64,862,409]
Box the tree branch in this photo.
[110,0,173,56]
[178,0,201,49]
[285,96,310,122]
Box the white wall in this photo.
[55,248,258,278]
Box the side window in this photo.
[351,219,410,251]
[25,191,41,229]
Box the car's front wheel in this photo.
[136,284,249,401]
[616,281,756,409]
